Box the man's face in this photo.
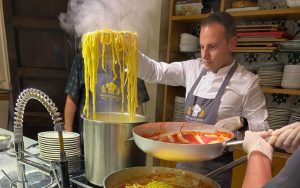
[199,22,236,73]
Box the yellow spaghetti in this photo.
[81,28,138,121]
[125,181,173,188]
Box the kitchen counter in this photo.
[0,128,38,183]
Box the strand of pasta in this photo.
[125,181,173,188]
[82,29,138,121]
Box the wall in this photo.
[138,0,168,123]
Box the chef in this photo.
[138,12,268,188]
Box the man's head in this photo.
[199,12,237,73]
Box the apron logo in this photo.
[100,81,121,100]
[191,104,205,118]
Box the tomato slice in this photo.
[200,135,217,144]
[181,133,199,144]
[142,130,232,144]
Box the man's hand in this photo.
[215,116,244,132]
[269,122,300,154]
[243,131,273,161]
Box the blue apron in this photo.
[177,63,238,188]
[89,67,125,113]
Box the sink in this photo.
[0,170,57,188]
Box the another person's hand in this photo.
[243,131,273,161]
[269,122,300,154]
[215,116,245,132]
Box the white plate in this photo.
[226,6,260,12]
[38,144,79,150]
[38,131,80,139]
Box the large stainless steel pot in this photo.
[132,122,243,162]
[82,112,148,186]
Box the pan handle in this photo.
[205,156,247,178]
[225,140,244,147]
[125,137,134,144]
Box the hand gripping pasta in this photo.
[82,29,138,121]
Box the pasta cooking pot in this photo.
[103,157,247,188]
[82,112,148,186]
[132,122,243,162]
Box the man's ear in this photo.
[229,36,238,51]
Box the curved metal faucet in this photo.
[13,88,64,188]
[14,88,63,130]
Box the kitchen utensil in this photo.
[0,134,11,150]
[82,112,148,187]
[103,156,248,188]
[132,122,243,162]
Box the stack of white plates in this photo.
[259,62,284,72]
[281,65,300,89]
[173,96,185,121]
[267,107,291,130]
[258,63,284,86]
[289,109,300,124]
[38,131,81,173]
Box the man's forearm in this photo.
[242,151,272,188]
[64,95,77,132]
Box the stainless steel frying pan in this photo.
[132,122,243,162]
[103,166,220,188]
[103,156,248,188]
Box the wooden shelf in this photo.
[172,14,209,22]
[261,86,300,95]
[171,7,300,23]
[234,49,275,53]
[229,7,300,20]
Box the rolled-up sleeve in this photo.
[138,52,186,87]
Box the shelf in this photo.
[235,50,300,53]
[171,7,300,23]
[229,7,300,20]
[172,14,209,23]
[261,86,300,95]
[234,49,275,53]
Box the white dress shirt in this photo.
[138,52,269,131]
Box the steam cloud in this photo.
[59,0,156,37]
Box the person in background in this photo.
[64,53,150,146]
[138,12,268,188]
[242,122,300,188]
